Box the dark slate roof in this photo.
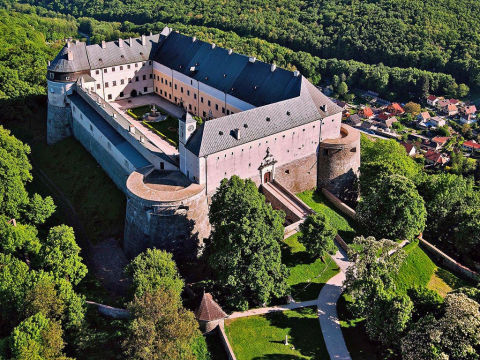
[185,77,342,157]
[69,94,150,169]
[153,31,302,107]
[195,293,227,321]
[86,34,164,69]
[48,41,90,73]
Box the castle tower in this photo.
[317,124,360,202]
[47,40,91,144]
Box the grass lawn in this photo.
[142,116,179,147]
[225,307,328,360]
[30,137,126,244]
[392,241,469,296]
[283,234,339,301]
[296,189,357,243]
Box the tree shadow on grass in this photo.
[280,243,313,267]
[259,307,328,359]
[435,267,471,289]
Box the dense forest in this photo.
[9,0,480,88]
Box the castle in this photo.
[47,27,360,258]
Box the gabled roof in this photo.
[195,293,226,321]
[427,95,437,101]
[446,104,458,111]
[388,103,404,113]
[185,77,341,157]
[425,150,448,164]
[360,107,373,117]
[153,31,302,107]
[418,111,430,120]
[432,136,450,146]
[401,142,415,154]
[463,140,480,149]
[463,105,477,114]
[48,41,90,73]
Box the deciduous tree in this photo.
[298,213,337,260]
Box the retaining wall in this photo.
[218,321,237,360]
[321,188,357,220]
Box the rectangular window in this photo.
[201,97,204,103]
[194,93,197,99]
[160,89,163,95]
[215,104,219,111]
[121,79,124,85]
[108,94,112,100]
[103,68,107,73]
[127,64,131,69]
[105,82,109,88]
[135,63,138,68]
[156,87,158,92]
[180,87,183,93]
[203,111,206,117]
[120,91,124,97]
[222,107,225,114]
[227,109,230,115]
[136,76,139,81]
[128,78,132,83]
[112,81,116,86]
[169,94,172,99]
[112,67,115,72]
[174,96,177,103]
[95,70,100,75]
[208,100,211,106]
[143,75,146,80]
[96,84,101,89]
[149,74,153,79]
[169,81,172,87]
[144,87,147,92]
[189,104,192,110]
[174,84,177,90]
[149,60,152,65]
[187,90,190,96]
[120,66,123,70]
[161,78,164,84]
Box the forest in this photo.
[8,0,480,88]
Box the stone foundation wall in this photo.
[275,153,318,194]
[47,104,73,144]
[72,118,130,192]
[124,190,210,260]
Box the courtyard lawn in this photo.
[141,116,179,147]
[296,189,357,243]
[127,105,166,119]
[225,307,328,360]
[283,234,339,301]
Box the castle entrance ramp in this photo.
[261,181,313,237]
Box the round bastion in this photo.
[124,166,211,259]
[317,124,360,202]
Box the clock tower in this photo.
[179,112,197,145]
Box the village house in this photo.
[376,112,398,128]
[359,106,374,119]
[436,99,450,110]
[401,142,416,157]
[461,105,477,116]
[424,149,449,166]
[417,111,431,122]
[443,104,458,117]
[462,140,480,153]
[387,102,405,115]
[426,95,438,106]
[347,114,362,127]
[460,113,477,125]
[432,136,450,149]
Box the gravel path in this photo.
[317,244,352,360]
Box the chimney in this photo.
[248,56,256,63]
[232,128,241,140]
[271,63,276,72]
[190,66,196,72]
[211,43,216,49]
[320,104,327,112]
[228,49,233,55]
[141,35,146,46]
[101,40,106,49]
[129,37,133,46]
[119,38,124,48]
[293,70,300,77]
[192,36,196,42]
[67,51,74,61]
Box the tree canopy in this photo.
[206,176,288,310]
[298,213,337,260]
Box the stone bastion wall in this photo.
[124,167,211,259]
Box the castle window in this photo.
[303,128,305,131]
[208,100,211,106]
[108,94,112,100]
[155,87,158,92]
[127,65,131,69]
[174,96,177,102]
[128,78,132,83]
[120,66,123,70]
[96,84,101,89]
[203,111,206,117]
[181,87,183,93]
[169,94,171,99]
[135,76,139,81]
[104,68,107,73]
[135,63,138,68]
[160,162,164,170]
[95,70,100,75]
[194,93,197,99]
[149,74,153,79]
[143,75,146,80]
[249,163,251,167]
[201,97,204,103]
[174,84,177,90]
[222,107,225,114]
[121,79,124,85]
[112,67,115,72]
[144,87,147,92]
[169,81,172,87]
[285,170,290,174]
[160,90,162,95]
[112,81,116,86]
[227,110,230,115]
[149,61,152,65]
[120,92,124,97]
[189,104,192,110]
[105,82,109,88]
[215,104,218,110]
[190,80,193,85]
[187,90,190,96]
[161,78,164,84]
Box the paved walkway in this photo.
[317,244,352,360]
[228,299,318,319]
